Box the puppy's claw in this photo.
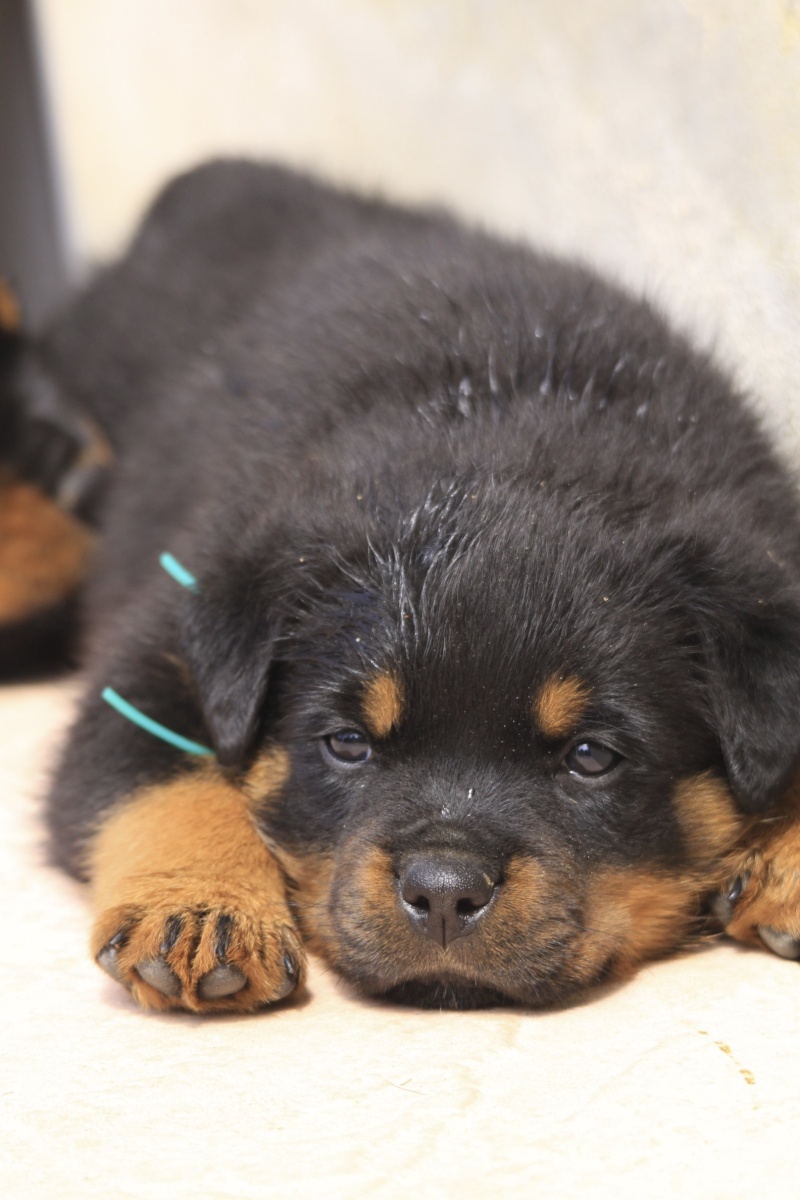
[198,964,248,1000]
[160,914,183,955]
[758,926,800,960]
[710,875,748,926]
[213,913,234,960]
[270,951,299,1001]
[136,957,182,996]
[97,945,125,984]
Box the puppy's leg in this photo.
[0,475,93,622]
[3,338,113,522]
[47,583,305,1014]
[90,760,305,1013]
[713,779,800,960]
[0,334,111,673]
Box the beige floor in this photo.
[3,680,800,1198]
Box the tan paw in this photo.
[91,880,305,1013]
[711,825,800,961]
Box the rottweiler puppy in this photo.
[4,161,800,1012]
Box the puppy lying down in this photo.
[3,161,800,1012]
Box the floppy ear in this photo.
[688,544,800,813]
[179,563,279,768]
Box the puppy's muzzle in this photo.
[398,853,498,949]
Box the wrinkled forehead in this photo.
[322,539,690,748]
[356,663,593,748]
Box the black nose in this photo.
[398,854,497,949]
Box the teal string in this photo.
[101,686,214,757]
[159,551,199,592]
[101,553,209,755]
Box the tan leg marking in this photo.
[0,479,94,621]
[90,753,305,1013]
[362,671,404,738]
[533,675,590,739]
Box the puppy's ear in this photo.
[687,542,800,813]
[179,565,278,768]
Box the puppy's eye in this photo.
[563,741,620,777]
[323,730,373,764]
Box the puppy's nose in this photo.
[399,854,497,949]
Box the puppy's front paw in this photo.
[712,825,800,961]
[92,883,305,1013]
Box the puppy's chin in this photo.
[375,957,617,1009]
[379,976,512,1010]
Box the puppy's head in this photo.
[181,479,800,1007]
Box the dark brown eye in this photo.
[564,741,620,777]
[323,730,373,764]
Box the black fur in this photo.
[13,160,800,1006]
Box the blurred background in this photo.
[4,0,800,447]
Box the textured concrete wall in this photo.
[38,0,800,449]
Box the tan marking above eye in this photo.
[533,674,590,739]
[361,671,404,738]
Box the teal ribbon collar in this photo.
[101,552,213,758]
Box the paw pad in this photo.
[136,958,182,996]
[197,964,247,1000]
[757,926,800,960]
